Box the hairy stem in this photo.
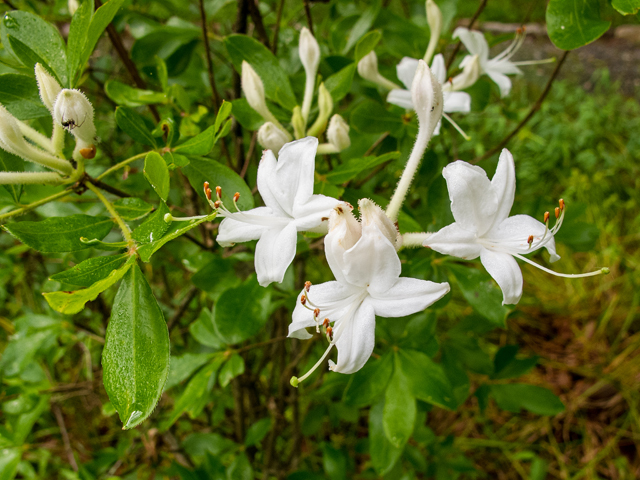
[0,171,66,185]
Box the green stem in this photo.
[85,181,133,243]
[96,152,148,181]
[0,189,74,224]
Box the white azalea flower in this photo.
[387,54,471,137]
[289,200,450,382]
[423,149,607,305]
[453,26,552,98]
[216,137,340,287]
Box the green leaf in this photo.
[231,98,263,131]
[115,106,158,147]
[383,353,416,448]
[322,444,348,480]
[350,101,403,135]
[131,202,171,244]
[105,80,167,107]
[1,11,68,86]
[50,253,128,287]
[490,384,565,416]
[79,0,126,80]
[0,73,49,120]
[546,0,611,50]
[190,309,226,349]
[325,63,356,104]
[173,125,218,155]
[144,152,170,201]
[397,349,456,410]
[137,211,217,262]
[354,30,382,62]
[212,276,271,345]
[224,34,297,110]
[67,0,93,86]
[227,453,254,480]
[0,149,24,204]
[612,0,640,14]
[3,214,114,253]
[325,152,400,184]
[218,353,245,388]
[43,255,135,314]
[342,353,393,407]
[244,418,272,447]
[0,447,20,480]
[369,397,403,475]
[165,353,215,390]
[113,197,154,221]
[182,157,254,210]
[447,264,510,326]
[102,264,171,429]
[214,100,233,133]
[342,0,381,54]
[491,345,539,380]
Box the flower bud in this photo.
[424,0,443,64]
[258,122,290,153]
[327,114,350,151]
[53,89,96,147]
[359,198,401,249]
[306,83,333,137]
[291,106,305,140]
[299,27,320,78]
[68,0,79,15]
[451,54,481,91]
[35,63,61,112]
[411,60,443,138]
[357,51,381,84]
[242,61,272,122]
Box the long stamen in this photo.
[492,28,524,62]
[290,343,335,387]
[513,252,609,278]
[164,213,208,223]
[512,58,556,66]
[442,113,470,140]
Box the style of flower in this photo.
[216,137,340,287]
[422,149,607,305]
[289,200,450,383]
[387,54,472,137]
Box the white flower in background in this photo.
[387,54,471,137]
[258,122,290,153]
[357,51,402,91]
[299,27,321,124]
[34,64,61,113]
[53,89,96,151]
[289,200,450,382]
[326,114,351,151]
[453,26,552,98]
[423,149,607,305]
[217,137,340,287]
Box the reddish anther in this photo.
[322,318,330,328]
[305,281,312,292]
[527,235,534,245]
[326,326,333,340]
[555,207,560,219]
[544,211,550,223]
[300,294,307,305]
[559,198,565,210]
[233,192,240,202]
[313,308,320,318]
[216,186,222,198]
[214,200,221,209]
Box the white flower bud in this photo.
[35,63,61,112]
[258,122,290,154]
[53,89,96,147]
[424,0,443,64]
[411,60,443,138]
[357,51,402,91]
[241,61,272,121]
[450,54,481,91]
[359,198,401,249]
[327,114,350,151]
[299,27,320,78]
[68,0,79,15]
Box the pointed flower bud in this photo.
[450,54,480,91]
[68,0,79,15]
[35,63,61,112]
[411,60,443,138]
[424,0,443,64]
[53,89,96,147]
[307,83,333,137]
[327,114,350,151]
[258,122,290,153]
[291,106,305,139]
[359,198,401,249]
[299,27,320,79]
[357,51,401,91]
[241,61,273,122]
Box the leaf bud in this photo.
[327,114,350,151]
[34,63,61,113]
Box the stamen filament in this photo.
[164,213,208,223]
[442,113,470,140]
[291,343,334,387]
[512,58,556,66]
[513,253,609,278]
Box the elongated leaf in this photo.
[325,64,356,103]
[0,149,24,203]
[144,152,170,201]
[612,0,640,14]
[105,80,167,107]
[397,349,456,410]
[115,106,158,147]
[0,73,49,120]
[244,418,272,447]
[67,0,93,85]
[183,157,254,210]
[224,34,297,110]
[131,202,170,244]
[491,345,539,380]
[350,101,403,134]
[173,125,217,155]
[231,98,263,131]
[342,0,381,54]
[369,397,403,475]
[343,353,393,407]
[214,100,233,133]
[102,264,171,429]
[546,0,611,50]
[325,152,399,184]
[383,354,416,448]
[218,353,245,388]
[113,197,154,221]
[165,352,215,390]
[50,253,128,287]
[354,30,382,62]
[490,384,565,416]
[3,214,113,253]
[79,0,126,77]
[1,11,68,86]
[44,255,135,314]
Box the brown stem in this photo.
[445,0,488,73]
[240,131,258,179]
[198,0,222,110]
[231,378,246,442]
[86,177,131,198]
[3,0,16,9]
[52,404,78,472]
[248,0,271,49]
[94,0,160,122]
[303,0,314,35]
[271,0,286,54]
[167,286,198,330]
[470,50,569,164]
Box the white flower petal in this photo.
[216,206,273,246]
[396,57,420,90]
[430,53,447,84]
[292,194,341,231]
[368,278,450,317]
[486,71,513,98]
[489,149,516,228]
[480,248,523,305]
[254,222,298,286]
[486,214,560,262]
[487,59,523,76]
[257,150,288,216]
[433,119,442,135]
[423,222,482,259]
[453,28,489,63]
[331,300,376,374]
[443,91,471,113]
[387,89,414,110]
[442,160,498,235]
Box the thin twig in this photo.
[271,0,286,54]
[198,0,222,110]
[248,0,271,49]
[236,336,288,354]
[3,0,16,9]
[445,0,488,72]
[303,0,314,35]
[470,50,569,164]
[52,404,78,472]
[167,286,198,330]
[240,131,258,179]
[87,177,131,198]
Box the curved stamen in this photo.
[513,253,609,279]
[442,113,470,140]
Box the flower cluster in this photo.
[243,28,350,155]
[0,64,96,186]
